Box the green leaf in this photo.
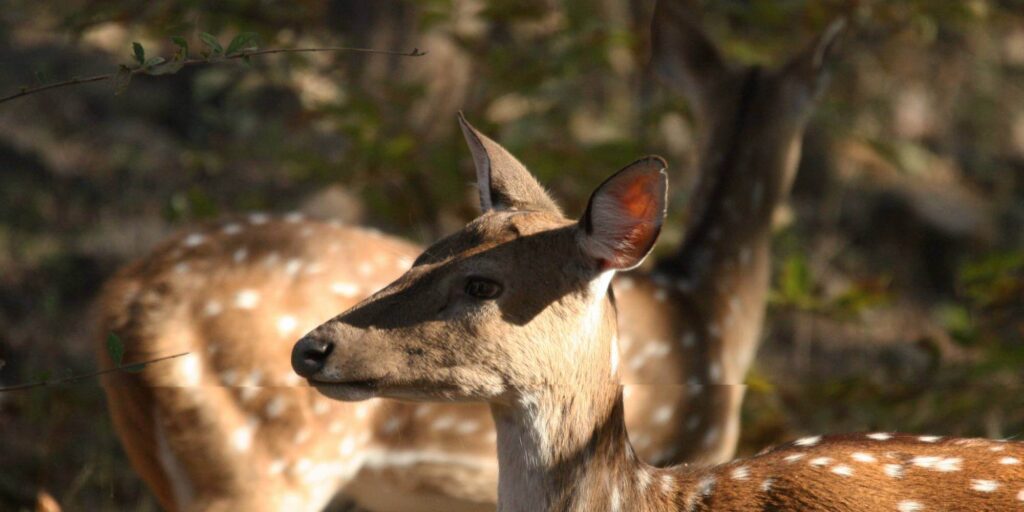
[199,32,223,56]
[106,332,125,366]
[132,42,145,65]
[114,65,133,95]
[170,35,190,59]
[226,32,259,56]
[123,363,147,373]
[144,57,166,68]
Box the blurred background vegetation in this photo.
[0,0,1021,510]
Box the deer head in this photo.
[292,114,666,407]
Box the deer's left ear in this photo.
[458,112,562,215]
[578,157,668,271]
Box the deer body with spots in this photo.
[98,5,841,511]
[294,117,1024,512]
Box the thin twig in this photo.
[0,352,190,392]
[0,46,426,105]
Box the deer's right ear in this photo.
[578,157,668,271]
[458,113,562,215]
[650,0,728,117]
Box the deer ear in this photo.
[458,112,562,215]
[650,0,729,120]
[780,18,846,104]
[578,157,668,271]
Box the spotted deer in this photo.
[96,7,842,511]
[293,144,1024,512]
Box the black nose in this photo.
[292,335,334,378]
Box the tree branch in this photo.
[0,46,426,105]
[0,352,190,392]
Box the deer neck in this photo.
[491,382,637,512]
[489,277,643,512]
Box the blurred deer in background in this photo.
[621,1,846,465]
[293,139,1024,512]
[95,3,843,511]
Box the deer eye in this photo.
[465,277,503,300]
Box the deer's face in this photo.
[292,115,667,405]
[293,211,607,403]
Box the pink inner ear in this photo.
[587,166,665,270]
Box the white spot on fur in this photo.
[174,262,189,274]
[999,456,1020,465]
[456,421,480,435]
[660,474,674,494]
[809,457,832,467]
[702,428,719,447]
[284,258,304,276]
[235,289,260,309]
[357,261,374,277]
[831,464,853,477]
[637,467,653,490]
[340,437,356,456]
[795,436,821,447]
[867,432,892,441]
[264,395,287,418]
[203,300,222,317]
[971,479,998,492]
[313,400,330,416]
[760,478,774,492]
[730,466,749,480]
[432,415,456,431]
[884,464,904,478]
[183,233,205,247]
[248,213,269,224]
[231,421,255,452]
[695,475,715,497]
[293,429,311,444]
[897,501,924,512]
[918,435,940,443]
[284,212,304,223]
[222,223,243,235]
[652,405,673,425]
[176,353,202,387]
[911,456,961,472]
[1017,489,1024,501]
[233,248,248,263]
[331,282,360,298]
[219,369,237,385]
[784,453,805,463]
[276,315,298,336]
[268,459,287,475]
[381,417,404,434]
[851,452,877,463]
[708,362,721,383]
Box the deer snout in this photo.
[291,334,334,378]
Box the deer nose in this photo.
[292,335,334,378]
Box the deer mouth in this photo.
[308,378,381,401]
